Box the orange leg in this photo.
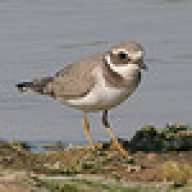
[82,114,95,148]
[102,110,127,155]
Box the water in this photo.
[0,0,192,141]
[25,140,86,153]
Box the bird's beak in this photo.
[132,57,148,71]
[139,62,148,71]
[135,58,148,71]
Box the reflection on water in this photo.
[0,0,192,141]
[25,140,86,153]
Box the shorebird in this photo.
[16,41,147,155]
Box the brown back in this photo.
[45,53,103,99]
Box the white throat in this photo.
[104,54,139,79]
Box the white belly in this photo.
[65,69,136,112]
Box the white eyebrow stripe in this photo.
[112,49,143,59]
[112,48,129,55]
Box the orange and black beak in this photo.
[139,61,148,70]
[136,58,148,71]
[132,58,148,71]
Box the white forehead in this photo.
[112,48,129,55]
[112,48,144,59]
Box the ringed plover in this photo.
[17,41,147,155]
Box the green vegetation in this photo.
[128,123,192,152]
[39,178,158,192]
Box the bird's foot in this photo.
[86,142,103,151]
[111,139,128,156]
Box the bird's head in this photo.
[104,41,147,78]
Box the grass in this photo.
[159,160,192,182]
[40,178,157,192]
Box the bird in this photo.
[16,41,147,155]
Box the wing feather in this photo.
[45,53,102,99]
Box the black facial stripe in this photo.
[110,52,130,65]
[118,51,127,60]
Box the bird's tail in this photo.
[16,76,53,94]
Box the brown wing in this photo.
[45,53,103,100]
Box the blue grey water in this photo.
[0,0,192,142]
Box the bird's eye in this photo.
[117,51,127,60]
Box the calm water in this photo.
[0,0,192,141]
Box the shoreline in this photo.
[0,124,192,191]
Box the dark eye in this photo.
[118,51,127,60]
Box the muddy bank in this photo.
[0,124,192,191]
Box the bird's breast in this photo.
[65,68,138,112]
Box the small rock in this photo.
[127,165,141,173]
